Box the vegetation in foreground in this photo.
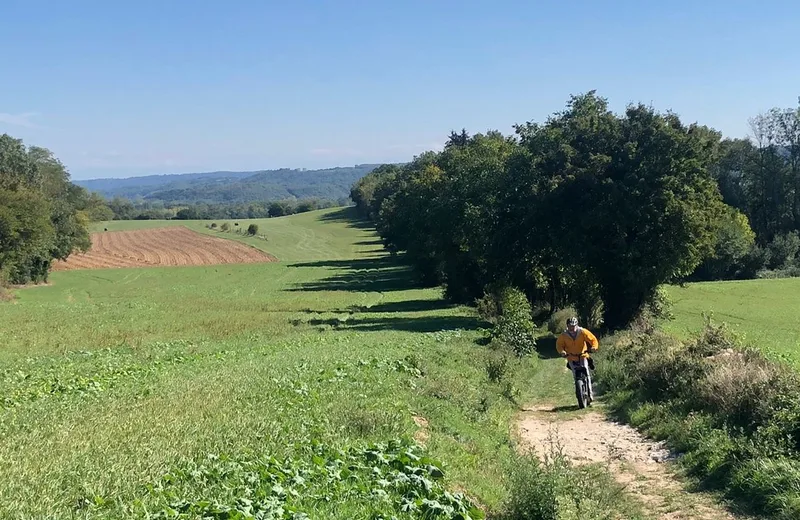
[596,317,800,519]
[0,208,643,519]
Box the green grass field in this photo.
[1,208,583,519]
[664,278,800,364]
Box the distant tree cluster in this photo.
[352,92,731,329]
[695,102,800,280]
[0,134,106,284]
[99,196,346,221]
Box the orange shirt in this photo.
[556,328,599,361]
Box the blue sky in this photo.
[1,0,799,180]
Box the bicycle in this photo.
[563,351,595,409]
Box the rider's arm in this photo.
[583,329,599,352]
[556,334,567,356]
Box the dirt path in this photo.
[516,404,739,520]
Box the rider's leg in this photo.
[584,358,594,399]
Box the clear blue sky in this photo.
[2,0,799,180]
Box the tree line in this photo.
[351,92,800,330]
[0,134,109,284]
[105,197,346,221]
[696,105,800,280]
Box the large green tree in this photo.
[361,92,728,329]
[0,133,91,284]
[513,93,724,328]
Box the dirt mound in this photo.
[517,405,740,520]
[52,227,277,271]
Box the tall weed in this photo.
[500,450,642,520]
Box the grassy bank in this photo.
[596,317,800,519]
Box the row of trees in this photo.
[352,92,751,329]
[696,103,800,279]
[0,134,108,284]
[103,196,346,221]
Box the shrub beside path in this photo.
[515,403,741,520]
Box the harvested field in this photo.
[52,227,277,270]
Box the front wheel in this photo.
[575,377,588,409]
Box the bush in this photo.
[547,307,576,336]
[247,224,259,236]
[736,244,770,279]
[596,318,800,518]
[485,342,512,383]
[492,287,536,357]
[475,288,502,325]
[501,451,640,520]
[220,223,230,232]
[628,287,674,335]
[210,222,217,229]
[757,265,800,279]
[766,231,800,270]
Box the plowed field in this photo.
[52,227,277,271]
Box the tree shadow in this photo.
[287,266,422,293]
[535,335,562,359]
[293,315,482,333]
[354,239,383,246]
[348,299,456,313]
[289,256,398,270]
[317,207,374,229]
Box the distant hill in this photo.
[75,165,383,203]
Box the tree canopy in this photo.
[353,92,733,329]
[0,134,93,284]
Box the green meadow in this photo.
[664,278,800,365]
[1,208,580,519]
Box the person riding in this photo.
[556,316,599,401]
[556,316,599,361]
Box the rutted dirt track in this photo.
[52,227,278,271]
[517,405,739,520]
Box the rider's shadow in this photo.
[543,404,582,413]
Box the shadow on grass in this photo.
[287,266,421,293]
[350,299,456,313]
[535,335,562,359]
[301,299,455,314]
[295,315,482,333]
[317,207,374,229]
[289,256,397,270]
[542,404,582,413]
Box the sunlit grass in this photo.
[664,278,800,364]
[1,207,582,518]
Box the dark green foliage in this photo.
[358,92,725,329]
[596,319,800,518]
[0,188,55,283]
[692,206,757,280]
[492,287,536,357]
[711,102,800,250]
[246,224,259,236]
[765,231,800,269]
[0,134,91,284]
[268,200,296,217]
[138,439,485,519]
[351,164,403,220]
